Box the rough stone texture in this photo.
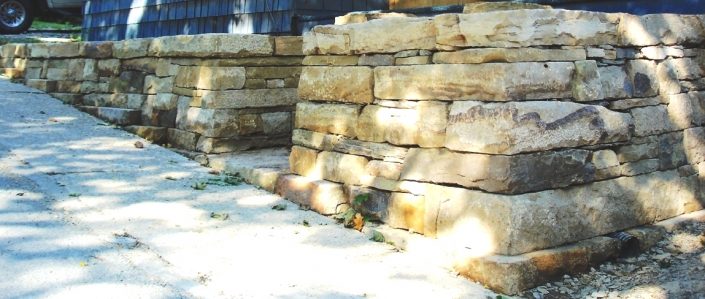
[196,88,298,109]
[124,125,168,144]
[275,175,347,215]
[167,128,199,151]
[113,38,151,58]
[432,169,702,256]
[303,17,436,55]
[401,148,595,194]
[177,108,239,138]
[302,55,359,66]
[358,54,395,66]
[292,129,408,162]
[626,60,659,97]
[290,146,320,178]
[572,60,605,101]
[149,34,274,57]
[598,65,633,99]
[432,48,586,64]
[316,151,369,185]
[175,66,246,90]
[80,42,113,58]
[89,107,141,125]
[435,10,619,48]
[274,36,304,56]
[196,135,288,154]
[387,193,426,234]
[294,102,360,137]
[445,101,632,155]
[28,43,80,58]
[298,66,373,104]
[618,14,705,46]
[356,102,448,147]
[374,63,575,101]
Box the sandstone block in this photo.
[666,93,705,129]
[92,107,141,125]
[592,150,621,180]
[366,160,403,181]
[167,128,199,151]
[275,175,347,215]
[124,125,168,144]
[619,14,705,46]
[302,55,360,66]
[109,71,146,93]
[143,75,174,94]
[599,66,633,99]
[395,56,431,65]
[274,36,303,56]
[658,132,688,170]
[435,10,619,48]
[609,96,662,110]
[356,102,448,147]
[245,66,301,79]
[196,136,289,154]
[290,146,320,178]
[149,34,273,57]
[50,93,82,105]
[175,66,246,90]
[638,46,685,60]
[303,17,436,55]
[196,88,298,109]
[445,101,632,155]
[626,60,659,97]
[374,63,575,101]
[292,129,408,162]
[572,60,605,102]
[631,105,675,136]
[358,54,394,66]
[152,93,179,110]
[317,151,369,185]
[80,41,113,58]
[298,66,373,104]
[294,102,360,137]
[97,59,120,77]
[463,2,552,13]
[178,107,239,138]
[387,193,426,234]
[26,79,56,92]
[401,148,595,194]
[432,48,586,64]
[113,38,151,58]
[28,43,79,58]
[617,142,659,163]
[684,127,705,165]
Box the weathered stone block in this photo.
[435,10,619,48]
[196,136,289,154]
[598,65,632,99]
[121,58,159,73]
[432,48,587,64]
[245,66,301,79]
[317,151,369,185]
[152,93,179,110]
[80,41,113,58]
[303,17,436,55]
[97,59,120,77]
[608,96,662,110]
[572,60,605,102]
[387,193,426,234]
[684,127,705,165]
[143,75,174,94]
[395,56,431,65]
[618,14,705,46]
[92,107,141,125]
[290,146,320,178]
[401,148,595,194]
[617,142,659,163]
[667,93,705,129]
[446,101,632,155]
[275,175,347,215]
[621,159,661,176]
[28,43,80,58]
[149,34,274,57]
[365,160,403,181]
[356,102,448,147]
[167,128,199,151]
[658,132,687,170]
[302,55,360,66]
[626,60,659,97]
[175,66,246,90]
[177,107,239,138]
[109,71,146,93]
[196,88,298,109]
[113,38,151,58]
[294,102,360,137]
[274,36,303,56]
[26,79,56,92]
[592,150,621,180]
[638,46,685,60]
[298,66,373,104]
[358,54,394,66]
[292,129,408,162]
[374,63,575,101]
[343,185,391,222]
[124,125,168,144]
[631,105,675,136]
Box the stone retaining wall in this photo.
[0,34,304,154]
[281,9,705,293]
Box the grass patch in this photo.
[30,19,81,31]
[0,37,41,45]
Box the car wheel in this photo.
[0,0,33,34]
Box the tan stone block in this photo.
[317,151,369,185]
[290,146,320,178]
[275,174,347,215]
[80,41,113,58]
[626,60,658,97]
[304,17,436,55]
[365,160,402,181]
[121,57,159,73]
[175,66,246,90]
[152,93,179,110]
[177,107,239,138]
[113,38,151,58]
[195,88,299,109]
[387,193,425,234]
[28,43,80,58]
[436,10,619,48]
[395,56,431,65]
[598,65,632,99]
[358,54,394,66]
[274,36,303,56]
[292,129,408,162]
[245,66,301,79]
[572,60,605,102]
[124,125,168,144]
[433,48,587,64]
[143,75,174,94]
[356,102,447,147]
[167,128,199,151]
[302,55,360,66]
[446,101,632,155]
[374,63,575,101]
[298,66,373,104]
[149,34,274,57]
[619,14,705,46]
[294,102,360,137]
[97,59,120,77]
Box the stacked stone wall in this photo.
[281,9,705,290]
[0,34,304,154]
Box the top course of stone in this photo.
[303,9,705,55]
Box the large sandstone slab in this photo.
[275,175,347,215]
[292,129,408,162]
[618,14,705,46]
[113,38,151,58]
[303,17,436,55]
[431,169,702,256]
[294,102,360,137]
[435,10,619,48]
[177,107,239,138]
[298,66,373,104]
[194,88,298,109]
[401,148,595,194]
[433,48,586,64]
[374,63,575,101]
[149,34,273,57]
[445,101,632,155]
[28,43,80,58]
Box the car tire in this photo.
[0,0,33,34]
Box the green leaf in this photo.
[68,193,81,197]
[271,204,287,211]
[210,212,230,221]
[302,220,310,227]
[353,193,370,206]
[191,182,207,190]
[370,230,385,243]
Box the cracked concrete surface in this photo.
[0,78,495,298]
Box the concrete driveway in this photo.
[0,78,493,298]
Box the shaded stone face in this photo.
[298,66,373,104]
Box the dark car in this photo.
[0,0,83,34]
